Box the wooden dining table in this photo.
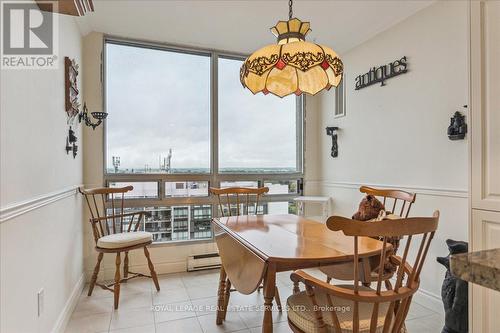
[212,214,386,333]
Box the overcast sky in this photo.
[106,43,296,171]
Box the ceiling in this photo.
[78,0,434,55]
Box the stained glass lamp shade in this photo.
[240,17,343,98]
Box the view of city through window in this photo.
[105,40,302,243]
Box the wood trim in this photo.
[0,185,81,223]
[309,180,468,198]
[36,0,94,17]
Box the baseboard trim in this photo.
[413,288,444,315]
[51,273,85,333]
[315,181,468,198]
[0,185,81,223]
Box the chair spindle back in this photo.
[209,187,269,217]
[360,186,416,218]
[327,212,439,333]
[80,186,147,244]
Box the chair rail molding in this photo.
[0,185,82,223]
[311,180,468,198]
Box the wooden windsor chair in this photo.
[320,186,416,287]
[287,211,439,333]
[209,187,283,321]
[80,186,160,309]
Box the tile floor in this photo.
[65,269,444,333]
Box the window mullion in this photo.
[211,52,219,188]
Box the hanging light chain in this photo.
[289,0,293,19]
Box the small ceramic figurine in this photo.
[437,239,469,333]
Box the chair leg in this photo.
[222,279,231,320]
[274,286,282,312]
[88,252,103,296]
[144,246,160,291]
[293,281,300,294]
[114,253,121,309]
[123,251,129,283]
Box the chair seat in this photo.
[287,285,404,333]
[97,231,152,249]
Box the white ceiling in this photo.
[78,0,434,55]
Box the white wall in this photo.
[0,15,84,333]
[314,0,469,312]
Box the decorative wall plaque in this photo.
[355,56,408,90]
[65,56,80,120]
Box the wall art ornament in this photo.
[447,110,467,140]
[355,56,408,90]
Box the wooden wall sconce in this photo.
[326,127,339,158]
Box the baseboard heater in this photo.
[187,253,221,271]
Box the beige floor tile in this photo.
[118,278,152,293]
[197,313,248,333]
[72,295,114,319]
[153,287,190,304]
[154,300,197,323]
[187,285,220,300]
[65,312,111,333]
[190,296,220,317]
[109,306,154,331]
[237,307,287,329]
[229,292,264,308]
[117,291,152,310]
[121,277,153,291]
[249,320,291,333]
[406,302,437,320]
[157,273,186,291]
[67,270,442,333]
[182,270,221,288]
[109,324,155,333]
[156,317,203,333]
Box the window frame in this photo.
[334,73,346,118]
[102,36,304,244]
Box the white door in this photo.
[470,0,500,212]
[471,209,500,333]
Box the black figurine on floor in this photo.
[437,239,469,333]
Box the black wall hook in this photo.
[325,126,339,158]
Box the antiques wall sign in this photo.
[355,56,408,90]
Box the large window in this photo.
[218,57,298,173]
[106,43,210,173]
[104,39,303,244]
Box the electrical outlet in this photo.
[37,289,44,317]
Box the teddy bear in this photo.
[352,195,400,273]
[352,194,385,221]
